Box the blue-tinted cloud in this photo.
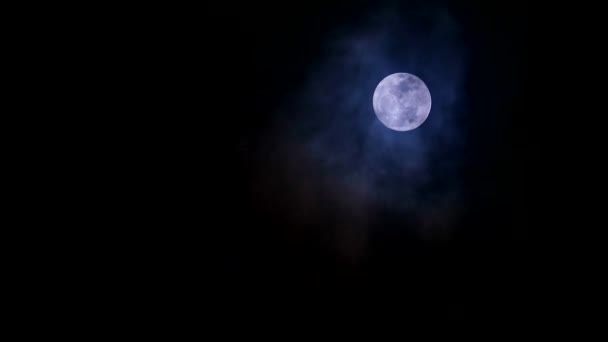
[258,4,468,241]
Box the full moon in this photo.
[372,73,432,131]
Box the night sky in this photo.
[174,0,529,299]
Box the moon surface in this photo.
[373,73,432,131]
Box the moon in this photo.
[373,73,432,131]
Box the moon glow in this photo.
[373,73,432,131]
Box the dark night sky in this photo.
[166,0,530,297]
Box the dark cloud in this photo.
[252,3,469,261]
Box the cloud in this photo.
[254,3,468,252]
